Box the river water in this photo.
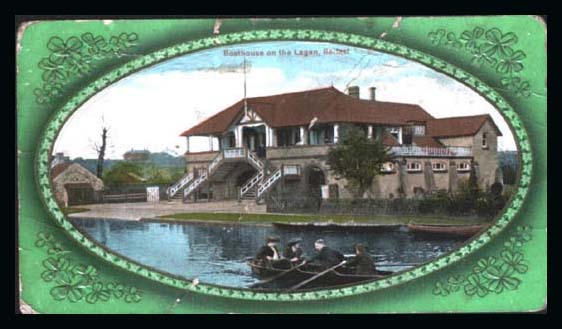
[71,218,469,289]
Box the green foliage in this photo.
[102,161,185,186]
[327,127,392,198]
[102,161,144,185]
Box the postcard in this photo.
[16,16,547,313]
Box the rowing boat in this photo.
[407,223,486,237]
[247,259,392,290]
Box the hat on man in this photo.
[287,238,302,246]
[266,235,280,243]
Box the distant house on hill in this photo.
[51,163,104,207]
[123,149,150,161]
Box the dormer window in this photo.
[458,162,471,172]
[482,133,488,149]
[407,162,422,172]
[432,162,447,172]
[389,127,400,140]
[412,125,426,136]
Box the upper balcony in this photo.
[390,146,472,157]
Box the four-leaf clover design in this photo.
[482,28,518,57]
[50,272,89,302]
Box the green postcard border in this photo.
[33,29,532,302]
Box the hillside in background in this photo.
[72,151,185,176]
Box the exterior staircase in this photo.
[167,147,289,204]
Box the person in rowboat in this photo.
[283,238,304,265]
[305,239,345,270]
[255,236,291,269]
[345,243,376,275]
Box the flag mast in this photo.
[243,57,248,117]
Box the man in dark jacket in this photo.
[307,239,345,269]
[283,238,304,265]
[345,243,376,275]
[256,236,281,263]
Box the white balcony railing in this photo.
[390,146,472,157]
[224,148,245,159]
[282,165,301,176]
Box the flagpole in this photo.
[243,57,248,117]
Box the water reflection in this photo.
[71,218,468,288]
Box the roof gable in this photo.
[180,87,435,137]
[426,114,502,138]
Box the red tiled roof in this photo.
[426,114,502,138]
[51,163,71,179]
[412,136,445,148]
[180,87,435,137]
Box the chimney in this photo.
[369,87,376,101]
[347,86,360,98]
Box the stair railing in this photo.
[246,149,264,170]
[257,167,283,199]
[183,171,209,198]
[239,170,264,198]
[167,172,194,198]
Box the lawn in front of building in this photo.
[157,212,489,226]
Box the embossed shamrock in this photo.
[71,264,98,284]
[81,33,107,57]
[85,282,111,304]
[50,272,89,302]
[482,28,518,57]
[496,48,526,75]
[35,232,54,248]
[470,46,497,66]
[464,273,489,297]
[503,236,523,251]
[41,257,70,282]
[47,36,84,65]
[513,80,531,98]
[516,226,533,242]
[460,27,485,50]
[473,256,497,274]
[107,282,126,298]
[446,275,465,292]
[38,58,66,83]
[124,286,142,303]
[428,29,446,46]
[483,263,521,293]
[501,250,528,274]
[432,281,450,296]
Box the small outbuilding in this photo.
[51,163,104,207]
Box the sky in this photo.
[53,41,517,160]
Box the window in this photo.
[412,125,426,136]
[277,127,300,147]
[458,162,471,172]
[406,162,422,172]
[432,162,447,172]
[388,127,401,140]
[482,133,488,149]
[380,162,395,173]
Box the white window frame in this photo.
[457,162,471,172]
[406,162,422,172]
[482,132,489,149]
[432,162,447,172]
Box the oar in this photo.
[249,262,308,288]
[287,260,347,291]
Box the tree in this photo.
[326,127,392,199]
[94,127,108,178]
[102,161,144,185]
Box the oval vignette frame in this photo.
[35,30,533,301]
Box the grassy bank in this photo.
[158,212,489,226]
